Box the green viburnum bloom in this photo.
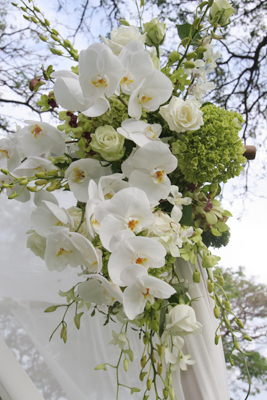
[143,18,166,46]
[171,104,246,186]
[90,125,125,161]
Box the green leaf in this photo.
[130,387,141,394]
[177,23,192,40]
[180,204,192,226]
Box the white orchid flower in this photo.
[52,70,110,117]
[30,200,73,237]
[108,235,166,286]
[98,173,128,201]
[117,119,162,147]
[94,187,154,251]
[45,227,101,272]
[128,69,173,119]
[16,120,66,157]
[122,141,177,204]
[65,158,112,202]
[13,156,56,178]
[121,265,176,320]
[86,174,128,237]
[119,40,154,95]
[0,136,21,171]
[77,275,123,305]
[79,43,122,102]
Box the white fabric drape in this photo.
[0,194,230,400]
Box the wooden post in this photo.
[243,145,256,160]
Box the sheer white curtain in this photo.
[0,194,230,400]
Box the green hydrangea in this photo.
[171,104,246,185]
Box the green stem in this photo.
[117,95,128,108]
[116,349,124,400]
[75,206,85,233]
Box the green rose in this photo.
[90,125,125,161]
[210,0,235,26]
[143,18,166,46]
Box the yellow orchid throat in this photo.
[31,125,43,139]
[56,247,73,257]
[92,75,108,89]
[0,149,9,159]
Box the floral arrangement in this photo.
[0,0,252,399]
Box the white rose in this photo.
[101,26,146,55]
[159,96,204,133]
[26,229,47,260]
[165,304,202,336]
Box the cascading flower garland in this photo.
[0,0,252,399]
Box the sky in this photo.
[1,1,267,399]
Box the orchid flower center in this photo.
[0,149,9,159]
[56,247,73,257]
[30,124,43,139]
[141,288,154,302]
[151,168,166,184]
[144,126,156,139]
[139,94,153,105]
[135,256,148,266]
[126,217,140,232]
[91,74,108,90]
[120,73,134,87]
[71,168,87,183]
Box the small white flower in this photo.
[109,331,127,349]
[167,185,192,222]
[165,348,195,371]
